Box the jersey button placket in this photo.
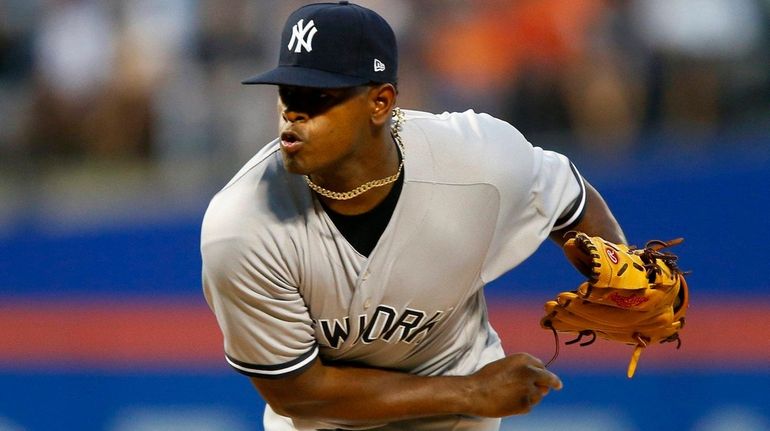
[357,268,373,312]
[361,270,371,310]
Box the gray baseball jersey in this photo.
[201,109,586,431]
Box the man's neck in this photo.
[309,131,401,215]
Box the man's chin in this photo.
[281,157,309,176]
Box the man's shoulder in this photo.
[403,109,530,159]
[404,109,521,139]
[402,109,533,183]
[220,140,282,191]
[202,140,308,240]
[206,141,278,217]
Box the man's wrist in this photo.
[445,374,477,417]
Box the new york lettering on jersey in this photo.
[315,305,446,349]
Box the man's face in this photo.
[277,85,372,176]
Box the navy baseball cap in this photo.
[242,1,398,88]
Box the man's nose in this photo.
[282,108,309,123]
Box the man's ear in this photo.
[370,84,397,127]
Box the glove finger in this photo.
[553,293,678,329]
[599,321,683,345]
[578,283,680,312]
[594,330,644,345]
[544,300,559,313]
[546,305,620,331]
[546,309,640,345]
[558,297,664,327]
[547,303,683,343]
[629,314,683,336]
[542,311,594,333]
[549,314,664,345]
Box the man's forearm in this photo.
[252,359,472,424]
[551,181,626,245]
[251,353,561,424]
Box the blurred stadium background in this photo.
[1,0,769,430]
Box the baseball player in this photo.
[202,2,626,430]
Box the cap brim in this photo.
[241,66,369,88]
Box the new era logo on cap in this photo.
[242,1,398,88]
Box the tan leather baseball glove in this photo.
[541,232,689,378]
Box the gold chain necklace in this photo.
[305,107,405,201]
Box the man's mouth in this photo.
[280,131,303,154]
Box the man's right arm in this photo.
[251,352,562,425]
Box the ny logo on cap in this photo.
[288,19,318,53]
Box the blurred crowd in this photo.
[1,0,769,173]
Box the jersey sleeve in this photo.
[532,149,586,232]
[201,221,317,379]
[479,117,586,282]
